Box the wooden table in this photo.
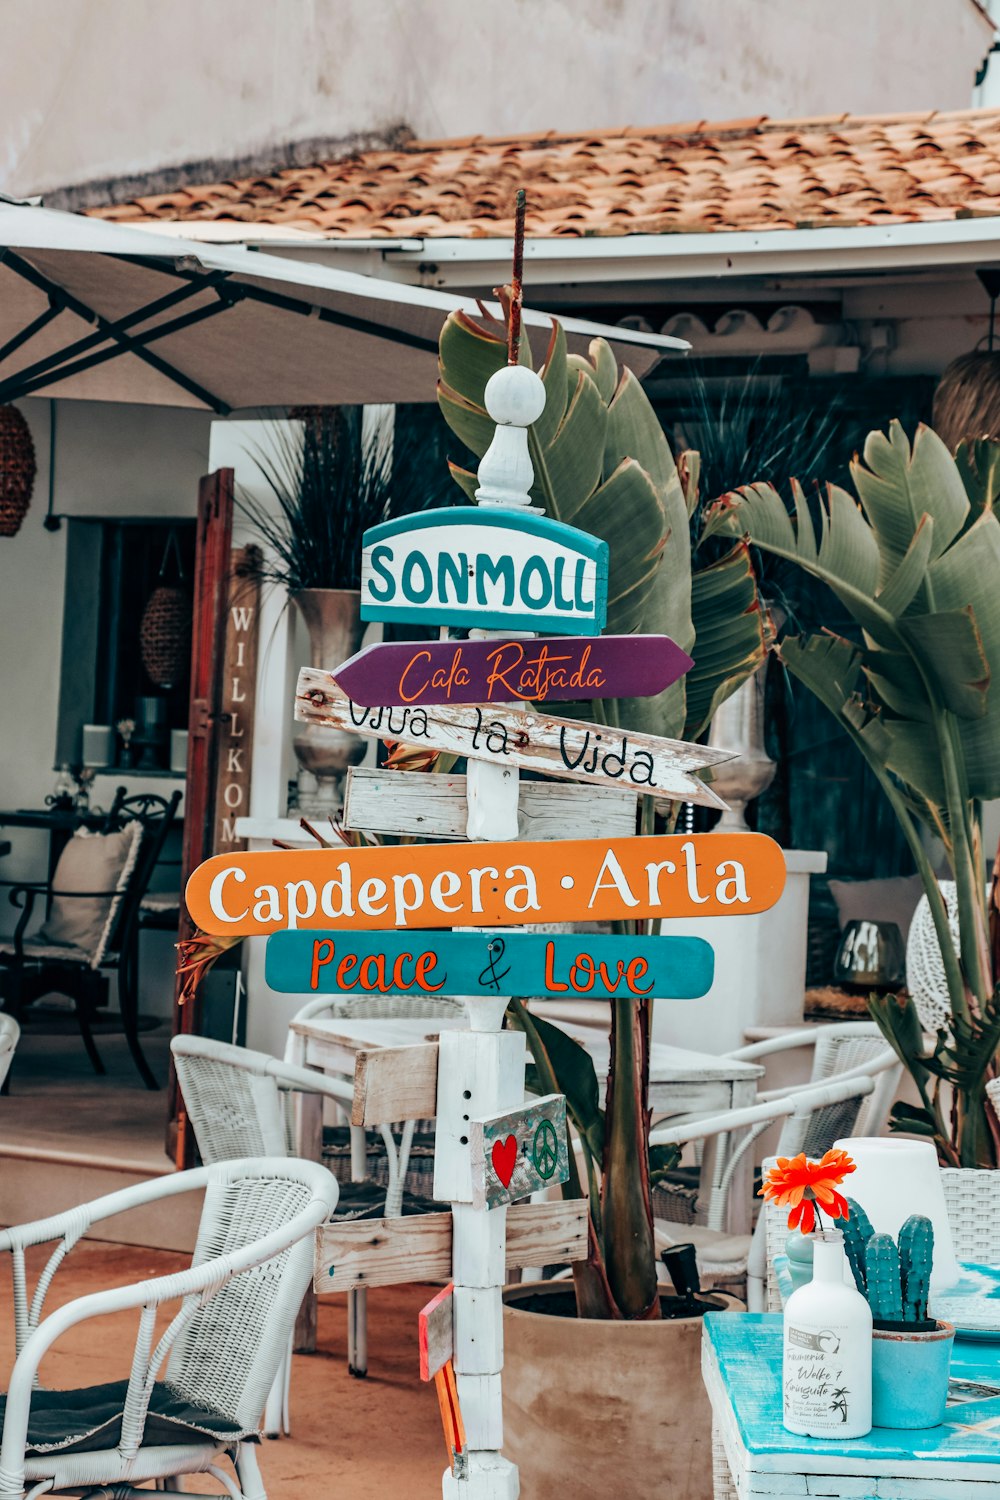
[290,1014,764,1231]
[704,1312,1000,1500]
[290,1013,762,1109]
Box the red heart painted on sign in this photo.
[491,1134,518,1188]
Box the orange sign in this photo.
[185,834,786,937]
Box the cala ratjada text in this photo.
[396,640,606,704]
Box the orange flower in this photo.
[759,1148,856,1235]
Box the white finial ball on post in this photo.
[484,364,547,427]
[475,365,547,510]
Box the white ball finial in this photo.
[484,364,547,428]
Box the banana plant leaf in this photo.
[719,423,1000,803]
[437,308,767,740]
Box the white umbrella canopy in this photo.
[0,202,686,411]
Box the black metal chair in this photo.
[0,790,181,1090]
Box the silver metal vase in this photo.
[707,664,776,831]
[290,588,366,815]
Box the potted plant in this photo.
[238,409,388,809]
[718,428,1000,1168]
[437,305,771,1495]
[842,1200,954,1429]
[240,409,451,811]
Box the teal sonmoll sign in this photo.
[359,507,609,635]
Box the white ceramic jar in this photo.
[783,1229,872,1438]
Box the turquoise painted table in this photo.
[703,1313,1000,1500]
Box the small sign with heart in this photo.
[470,1093,569,1211]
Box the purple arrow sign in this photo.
[332,635,692,708]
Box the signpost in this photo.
[470,1095,570,1211]
[183,206,787,1500]
[332,634,693,707]
[296,670,732,807]
[360,507,609,635]
[185,831,787,936]
[265,930,715,1000]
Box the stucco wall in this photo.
[0,400,209,892]
[1,0,992,202]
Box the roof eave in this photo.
[294,218,1000,285]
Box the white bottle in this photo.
[783,1228,872,1438]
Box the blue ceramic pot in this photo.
[871,1321,955,1429]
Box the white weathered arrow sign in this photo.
[296,669,731,810]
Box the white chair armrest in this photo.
[725,1028,822,1062]
[757,1049,897,1102]
[266,1054,355,1111]
[649,1072,875,1150]
[0,1166,216,1253]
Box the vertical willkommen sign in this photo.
[211,546,260,854]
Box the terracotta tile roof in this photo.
[89,108,1000,239]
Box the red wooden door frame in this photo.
[167,467,234,1164]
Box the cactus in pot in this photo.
[842,1200,935,1329]
[840,1202,953,1429]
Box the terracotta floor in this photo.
[3,1240,444,1497]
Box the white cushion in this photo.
[37,823,142,965]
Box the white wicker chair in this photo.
[655,1024,900,1234]
[171,1033,409,1426]
[0,1157,335,1500]
[726,1022,902,1146]
[0,1013,19,1091]
[651,1070,882,1308]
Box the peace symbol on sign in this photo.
[532,1119,559,1180]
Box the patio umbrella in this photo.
[0,201,687,412]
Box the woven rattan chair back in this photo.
[801,1024,897,1154]
[173,1036,291,1161]
[165,1162,325,1429]
[941,1162,1000,1264]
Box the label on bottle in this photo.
[783,1319,863,1434]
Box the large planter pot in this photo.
[290,588,366,813]
[871,1320,955,1429]
[502,1283,742,1500]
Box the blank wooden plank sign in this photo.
[470,1094,570,1211]
[343,767,638,842]
[359,506,609,636]
[186,832,788,936]
[420,1284,455,1382]
[315,1199,589,1292]
[296,669,730,808]
[334,635,693,707]
[352,1042,439,1126]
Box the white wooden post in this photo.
[435,363,546,1498]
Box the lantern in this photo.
[140,530,191,689]
[0,405,36,537]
